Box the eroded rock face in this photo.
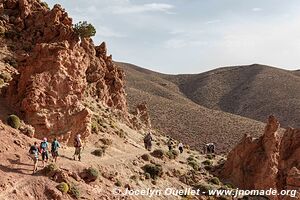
[129,102,151,130]
[221,116,300,200]
[2,0,128,143]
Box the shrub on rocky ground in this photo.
[166,149,179,159]
[202,160,213,166]
[81,167,99,182]
[151,149,165,159]
[142,164,163,179]
[56,182,69,193]
[68,184,80,199]
[7,114,20,129]
[43,163,58,176]
[92,148,106,157]
[141,153,150,161]
[115,179,122,187]
[209,177,220,185]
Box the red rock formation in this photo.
[2,0,128,143]
[221,116,300,200]
[129,102,151,130]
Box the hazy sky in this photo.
[46,0,300,74]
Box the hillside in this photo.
[163,64,300,128]
[119,62,268,154]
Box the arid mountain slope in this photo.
[163,64,300,128]
[119,62,267,153]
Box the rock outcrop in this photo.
[221,116,300,200]
[1,0,128,143]
[130,102,152,130]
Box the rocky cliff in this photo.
[221,116,300,200]
[0,0,129,143]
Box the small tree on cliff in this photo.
[73,21,96,38]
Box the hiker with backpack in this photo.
[40,138,49,167]
[178,142,184,154]
[51,138,61,163]
[143,132,153,151]
[73,134,83,161]
[29,142,39,174]
[204,143,215,154]
[167,138,173,151]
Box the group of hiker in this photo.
[28,131,215,174]
[28,134,83,174]
[143,132,185,154]
[143,132,215,155]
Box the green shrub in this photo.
[142,164,163,179]
[68,185,80,199]
[85,167,99,182]
[92,148,105,157]
[115,179,122,187]
[205,154,215,160]
[74,21,96,38]
[41,1,49,9]
[56,182,69,193]
[194,183,213,194]
[202,160,213,166]
[166,149,179,159]
[91,121,99,133]
[7,115,20,129]
[188,160,199,171]
[151,149,165,159]
[141,153,150,161]
[187,155,195,162]
[209,177,220,185]
[145,173,151,179]
[43,163,58,176]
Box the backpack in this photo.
[74,138,81,147]
[51,141,59,152]
[29,145,38,154]
[40,142,48,151]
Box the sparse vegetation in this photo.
[83,167,99,182]
[73,21,96,38]
[141,153,150,161]
[151,149,165,159]
[0,26,5,37]
[144,173,151,179]
[43,163,58,176]
[188,160,199,171]
[68,184,80,199]
[56,182,69,193]
[115,179,122,187]
[205,154,214,160]
[193,183,213,194]
[202,159,213,166]
[41,1,49,9]
[142,164,163,179]
[166,149,179,159]
[92,147,106,157]
[7,115,20,129]
[209,177,220,185]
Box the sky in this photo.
[45,0,300,74]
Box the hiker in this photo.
[143,132,153,151]
[51,138,61,163]
[40,138,49,167]
[73,134,83,161]
[167,138,173,151]
[29,142,39,174]
[178,142,184,154]
[204,143,215,154]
